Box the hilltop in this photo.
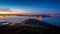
[0,19,60,34]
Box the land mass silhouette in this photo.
[0,19,60,34]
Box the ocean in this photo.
[42,16,60,27]
[0,16,60,27]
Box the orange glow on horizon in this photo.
[0,11,30,14]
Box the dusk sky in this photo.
[0,0,60,14]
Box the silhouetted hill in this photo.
[0,19,60,34]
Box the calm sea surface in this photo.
[42,16,60,27]
[0,16,60,27]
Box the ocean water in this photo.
[42,16,60,27]
[0,16,60,27]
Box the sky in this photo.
[0,0,60,14]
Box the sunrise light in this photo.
[0,11,30,14]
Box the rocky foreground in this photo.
[0,19,60,34]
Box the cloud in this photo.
[0,8,12,12]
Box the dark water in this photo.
[42,16,60,27]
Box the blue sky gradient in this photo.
[0,0,60,14]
